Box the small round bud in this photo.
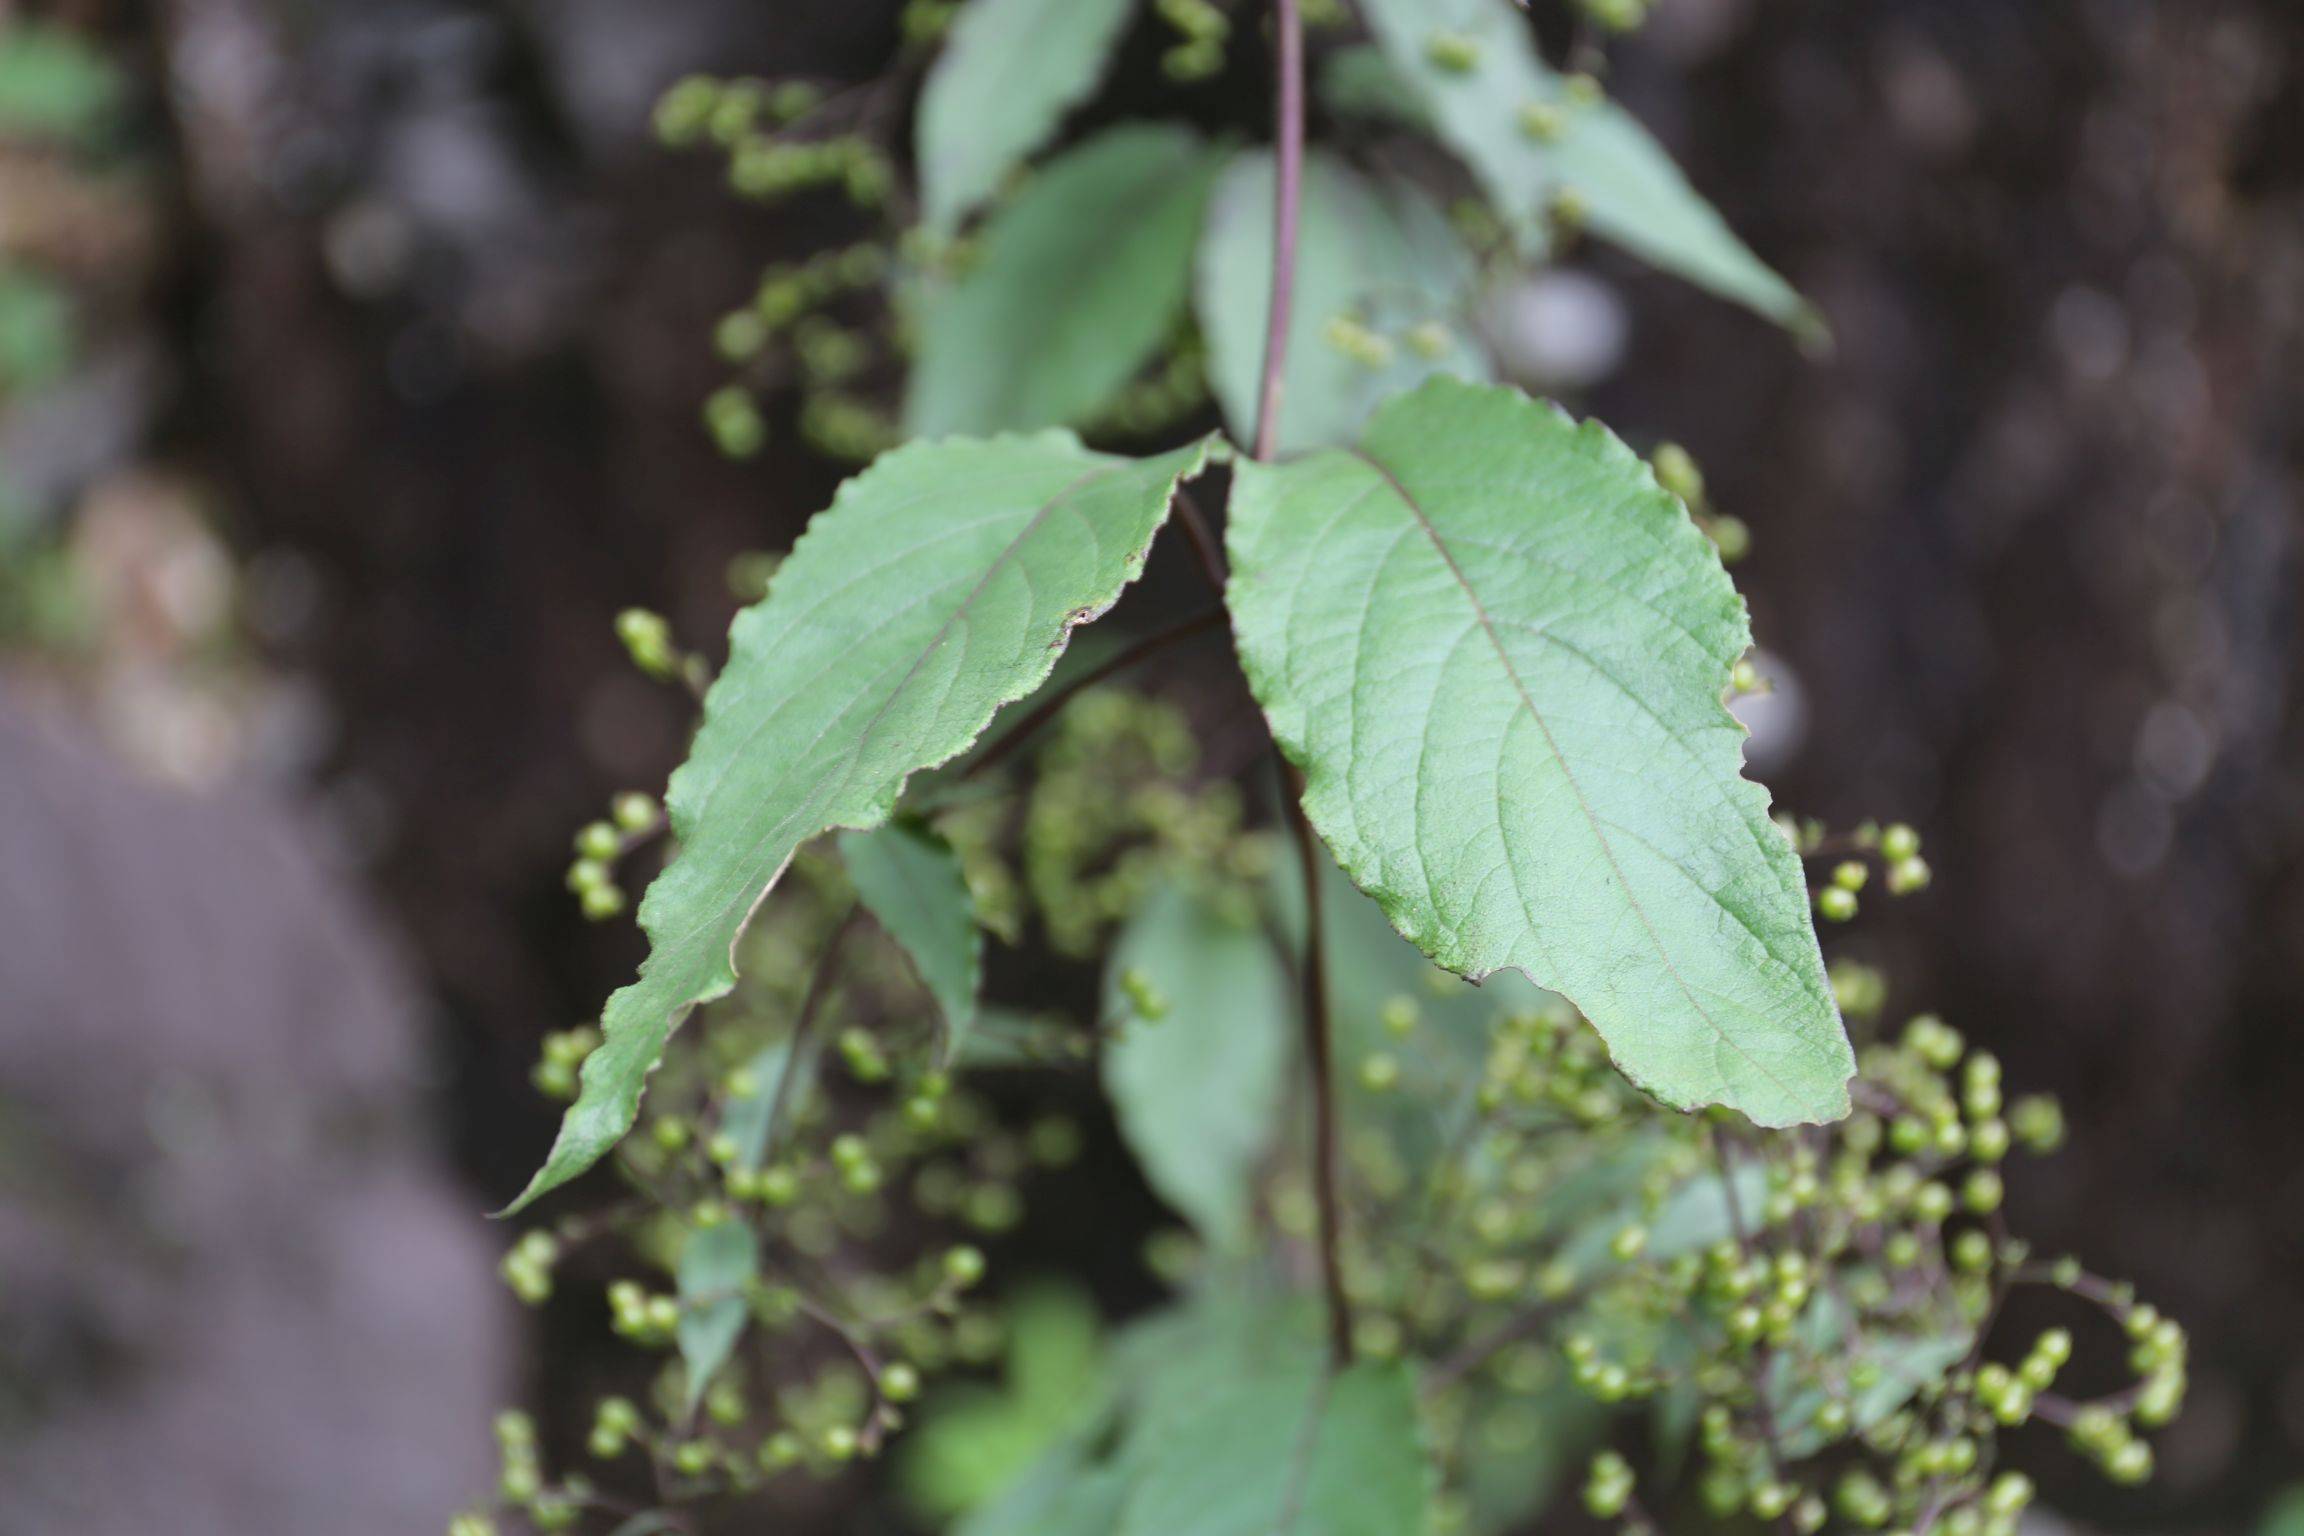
[879,1361,921,1402]
[1518,101,1566,142]
[942,1245,987,1287]
[1652,442,1705,506]
[1425,29,1481,71]
[1817,885,1859,922]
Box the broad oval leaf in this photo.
[915,0,1138,235]
[1101,877,1291,1248]
[1115,1357,1430,1536]
[839,818,982,1058]
[504,432,1214,1212]
[907,125,1220,437]
[1226,377,1850,1126]
[1352,0,1813,331]
[1196,148,1491,456]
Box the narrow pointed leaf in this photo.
[504,433,1214,1213]
[717,1041,806,1173]
[915,0,1138,235]
[1196,149,1490,455]
[1353,0,1812,330]
[1225,378,1850,1125]
[676,1220,757,1416]
[907,126,1220,436]
[1101,878,1290,1247]
[839,819,982,1057]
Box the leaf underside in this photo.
[907,124,1221,437]
[504,432,1214,1213]
[914,0,1138,236]
[1100,878,1291,1248]
[1353,0,1812,330]
[839,818,983,1059]
[1226,376,1851,1126]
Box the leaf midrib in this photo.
[1345,447,1806,1108]
[685,461,1115,953]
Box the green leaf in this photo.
[2261,1488,2304,1536]
[505,433,1215,1213]
[1317,44,1430,129]
[1766,1290,1970,1458]
[1196,149,1490,456]
[905,1283,1108,1520]
[0,24,121,147]
[907,126,1221,437]
[915,0,1139,235]
[1116,1358,1430,1536]
[1226,377,1850,1126]
[1352,0,1812,330]
[839,818,982,1058]
[1273,857,1548,1177]
[675,1220,757,1417]
[716,1042,806,1171]
[957,1452,1133,1536]
[0,267,76,392]
[1560,1163,1769,1273]
[1101,877,1291,1248]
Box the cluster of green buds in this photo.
[1018,689,1268,957]
[614,606,712,695]
[1320,309,1462,375]
[652,75,892,209]
[531,1027,602,1101]
[898,0,960,46]
[497,1229,561,1305]
[1154,0,1230,81]
[454,1410,592,1532]
[564,783,665,921]
[1577,0,1653,34]
[1784,819,1934,924]
[1651,441,1752,565]
[1335,920,2179,1535]
[706,243,897,462]
[479,852,1063,1527]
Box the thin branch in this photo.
[1172,487,1231,594]
[1257,0,1347,1369]
[961,608,1225,780]
[1711,1126,1802,1536]
[1252,0,1307,465]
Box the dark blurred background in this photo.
[0,0,2296,1531]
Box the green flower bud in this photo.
[1425,29,1481,71]
[943,1245,986,1287]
